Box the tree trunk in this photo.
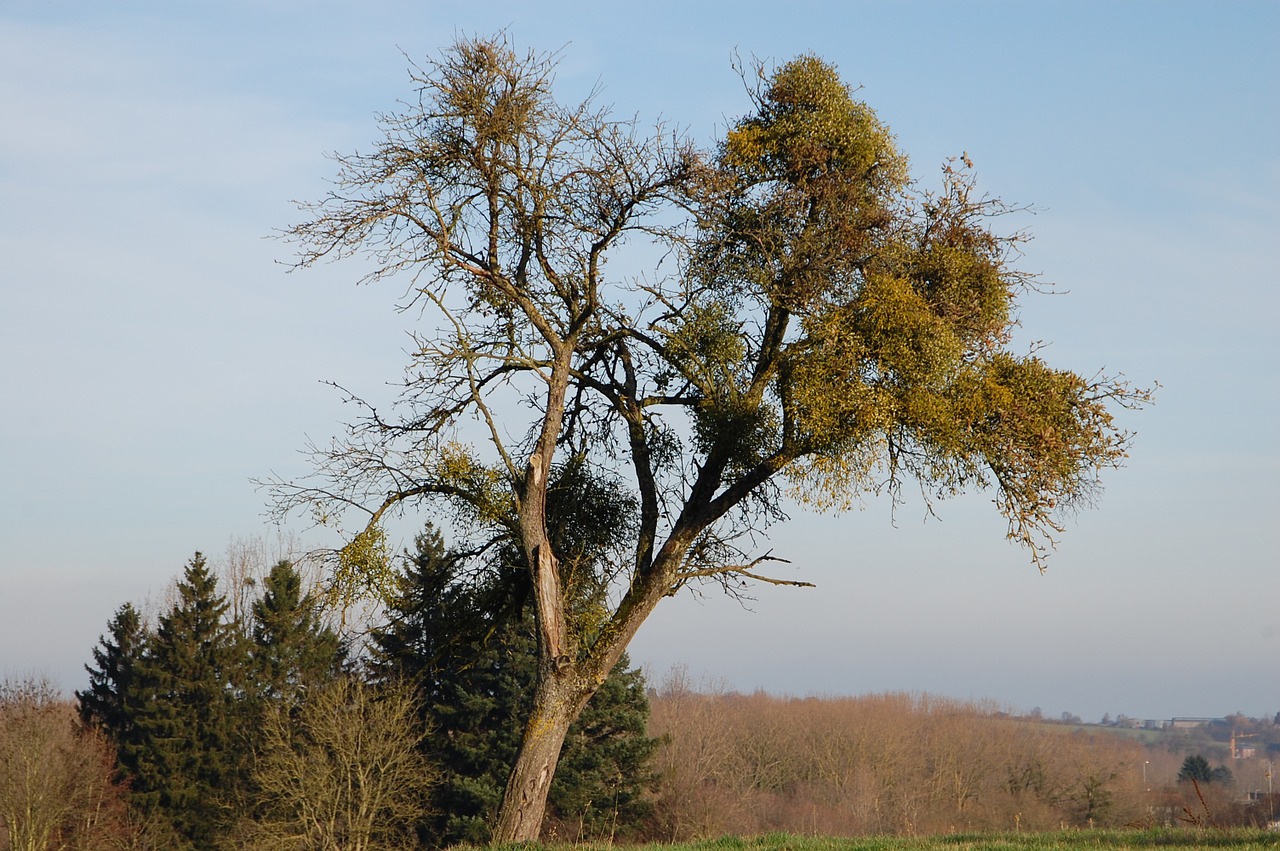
[490,672,585,843]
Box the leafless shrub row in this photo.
[0,677,152,851]
[647,670,1152,839]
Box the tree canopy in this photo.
[248,558,345,704]
[80,555,351,850]
[1177,754,1233,786]
[123,553,242,850]
[268,35,1150,841]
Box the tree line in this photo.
[27,528,656,850]
[645,678,1277,837]
[3,535,1273,849]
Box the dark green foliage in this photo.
[1177,754,1233,786]
[236,560,347,832]
[78,601,149,750]
[80,554,356,849]
[366,526,505,844]
[124,552,243,850]
[248,559,345,703]
[370,525,657,845]
[1178,754,1213,784]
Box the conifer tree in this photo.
[78,601,149,752]
[127,552,244,850]
[551,660,656,839]
[371,526,656,844]
[80,555,351,848]
[248,559,345,704]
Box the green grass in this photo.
[474,830,1279,851]
[682,832,1277,851]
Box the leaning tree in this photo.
[267,35,1150,841]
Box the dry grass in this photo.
[469,829,1279,851]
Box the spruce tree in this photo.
[78,601,149,748]
[248,559,344,704]
[80,555,353,848]
[370,525,656,845]
[1178,754,1213,783]
[128,552,244,850]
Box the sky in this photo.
[1,1,1276,723]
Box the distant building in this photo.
[1169,717,1225,729]
[1109,717,1166,729]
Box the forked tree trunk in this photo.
[490,671,589,843]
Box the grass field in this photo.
[478,830,1280,851]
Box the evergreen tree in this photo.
[127,552,245,850]
[1178,754,1212,783]
[370,527,508,844]
[79,554,358,848]
[370,526,656,845]
[78,601,149,750]
[248,559,345,704]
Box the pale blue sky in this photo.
[2,2,1276,721]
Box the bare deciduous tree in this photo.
[236,677,433,851]
[268,34,1150,841]
[0,676,132,851]
[645,687,1151,837]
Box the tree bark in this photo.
[490,672,586,843]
